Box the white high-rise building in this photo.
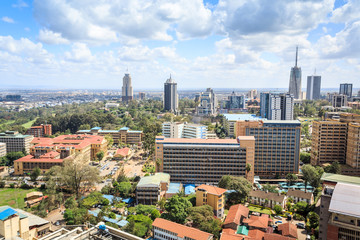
[260,92,294,120]
[122,73,133,102]
[162,122,209,139]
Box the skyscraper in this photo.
[164,75,178,113]
[122,72,133,102]
[340,83,353,99]
[306,75,321,100]
[260,92,294,120]
[289,46,302,99]
[196,88,217,116]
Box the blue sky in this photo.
[0,0,359,90]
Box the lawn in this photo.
[0,188,38,209]
[21,118,39,128]
[248,205,273,215]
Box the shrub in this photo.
[9,183,15,188]
[0,181,5,188]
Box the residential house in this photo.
[277,223,298,239]
[248,190,287,208]
[223,204,249,230]
[287,189,313,204]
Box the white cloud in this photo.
[64,43,94,62]
[2,17,15,23]
[38,29,69,45]
[12,0,28,8]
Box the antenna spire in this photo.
[314,68,316,75]
[170,74,171,79]
[295,46,298,67]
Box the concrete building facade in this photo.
[26,124,52,137]
[0,131,33,154]
[306,75,321,100]
[196,184,227,218]
[164,75,178,113]
[155,136,255,185]
[136,172,170,205]
[196,88,217,116]
[289,46,302,99]
[346,122,360,169]
[260,92,294,120]
[328,93,348,108]
[122,73,133,102]
[340,83,353,99]
[77,127,143,145]
[0,142,6,157]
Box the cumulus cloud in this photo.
[12,0,28,8]
[38,29,69,45]
[64,43,94,62]
[2,17,15,23]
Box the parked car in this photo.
[296,223,305,229]
[275,221,283,224]
[274,216,282,220]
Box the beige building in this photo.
[136,172,170,205]
[0,131,33,154]
[155,136,255,185]
[286,189,313,205]
[0,206,50,240]
[0,142,6,157]
[347,122,360,169]
[196,184,227,218]
[77,127,143,145]
[248,190,286,208]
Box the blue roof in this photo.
[120,127,130,130]
[167,183,182,194]
[128,130,143,133]
[91,127,102,130]
[104,216,119,224]
[103,194,122,204]
[184,184,196,195]
[117,219,129,227]
[78,130,90,132]
[88,210,99,217]
[223,114,263,121]
[122,198,134,204]
[0,207,18,221]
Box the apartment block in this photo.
[260,92,294,120]
[77,126,143,145]
[162,122,208,139]
[248,190,286,208]
[136,172,170,205]
[0,142,6,157]
[319,173,360,240]
[347,123,360,169]
[25,124,52,137]
[196,184,227,218]
[311,121,348,165]
[196,88,217,116]
[155,136,255,185]
[223,114,263,137]
[152,218,213,240]
[328,93,348,108]
[236,120,301,178]
[0,131,33,154]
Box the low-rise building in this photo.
[277,222,298,239]
[242,214,270,232]
[0,131,33,154]
[77,127,143,145]
[136,172,170,205]
[248,190,286,208]
[152,218,213,240]
[26,124,52,137]
[0,142,6,157]
[113,147,131,160]
[0,206,50,240]
[14,154,63,175]
[196,184,227,218]
[286,189,313,205]
[223,204,249,230]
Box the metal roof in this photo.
[223,114,263,121]
[321,173,360,186]
[167,183,182,194]
[329,183,360,218]
[15,208,49,227]
[0,207,18,221]
[137,172,170,187]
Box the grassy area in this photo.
[248,205,273,215]
[0,188,38,209]
[21,118,38,128]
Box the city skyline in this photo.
[0,0,359,89]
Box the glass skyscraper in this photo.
[289,47,302,99]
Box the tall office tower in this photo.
[196,88,217,116]
[236,120,301,178]
[289,46,302,99]
[155,136,255,184]
[328,93,348,108]
[122,73,133,102]
[306,75,321,100]
[260,92,294,120]
[248,89,258,99]
[225,92,245,110]
[163,75,178,113]
[339,83,353,99]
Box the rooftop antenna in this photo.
[126,67,129,73]
[295,46,298,67]
[170,73,172,79]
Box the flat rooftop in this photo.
[329,183,360,218]
[321,173,360,186]
[156,136,254,144]
[223,114,263,121]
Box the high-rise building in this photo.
[236,120,301,178]
[223,114,263,137]
[225,92,245,110]
[248,89,258,99]
[260,92,294,120]
[122,73,133,102]
[340,83,353,99]
[163,75,178,113]
[25,124,52,137]
[155,136,255,184]
[289,46,302,99]
[347,123,360,169]
[138,92,146,100]
[328,93,347,108]
[319,173,360,240]
[196,88,217,116]
[306,75,321,100]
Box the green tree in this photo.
[158,197,166,211]
[96,151,104,161]
[262,183,278,193]
[286,173,298,186]
[307,211,320,230]
[105,134,114,148]
[30,167,41,182]
[324,161,341,174]
[114,181,132,198]
[293,201,310,217]
[162,195,192,224]
[189,205,222,238]
[302,164,321,191]
[150,209,160,220]
[274,205,283,215]
[218,175,252,204]
[300,152,311,164]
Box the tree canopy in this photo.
[218,175,252,204]
[162,195,192,224]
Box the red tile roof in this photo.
[196,184,227,196]
[221,229,236,235]
[39,151,60,159]
[243,215,269,229]
[224,204,249,226]
[277,223,298,238]
[152,218,213,240]
[248,229,265,240]
[220,232,252,240]
[263,233,294,240]
[115,147,131,157]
